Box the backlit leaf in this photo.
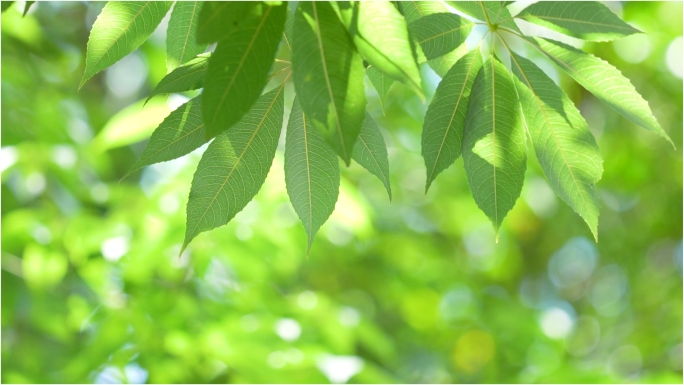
[532,37,673,146]
[423,49,482,192]
[462,56,527,234]
[203,2,286,139]
[352,113,392,200]
[196,2,254,44]
[126,95,206,178]
[182,83,285,252]
[80,1,172,89]
[336,1,423,95]
[518,2,640,42]
[148,54,209,101]
[510,52,602,239]
[166,1,206,71]
[292,2,367,165]
[449,1,521,34]
[367,66,393,114]
[408,13,472,60]
[285,98,340,250]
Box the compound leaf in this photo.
[292,2,366,165]
[408,13,472,60]
[510,52,602,239]
[449,1,521,34]
[463,56,527,234]
[125,95,206,178]
[285,98,340,250]
[532,37,673,146]
[182,83,285,252]
[148,54,209,101]
[203,2,286,139]
[423,49,482,192]
[352,113,392,200]
[337,1,423,96]
[166,1,206,71]
[518,2,640,42]
[80,1,172,89]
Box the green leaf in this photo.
[182,83,285,252]
[366,65,393,114]
[510,52,603,239]
[285,98,340,250]
[408,13,472,60]
[125,95,206,178]
[22,0,33,16]
[462,56,527,234]
[449,1,521,33]
[336,1,423,96]
[166,1,206,71]
[352,113,392,200]
[531,37,673,146]
[518,2,640,42]
[423,49,482,192]
[292,2,367,165]
[196,2,254,44]
[399,1,469,77]
[1,2,15,13]
[148,54,209,101]
[203,2,286,139]
[80,1,172,89]
[283,7,294,51]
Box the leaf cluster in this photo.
[76,1,672,251]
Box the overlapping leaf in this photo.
[366,66,393,113]
[336,1,422,96]
[203,2,286,139]
[463,57,526,233]
[148,54,209,101]
[423,49,482,192]
[408,13,472,61]
[196,2,255,44]
[510,52,602,239]
[449,1,521,33]
[125,95,206,178]
[292,2,366,165]
[182,84,285,252]
[166,1,206,71]
[80,1,172,88]
[531,37,673,146]
[518,2,640,42]
[285,98,340,250]
[352,113,392,200]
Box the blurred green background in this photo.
[1,1,682,383]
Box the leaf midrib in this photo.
[187,83,284,241]
[357,134,390,197]
[312,2,348,160]
[208,6,272,129]
[524,14,636,32]
[417,24,470,44]
[177,1,200,65]
[490,57,498,227]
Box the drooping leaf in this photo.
[518,2,640,42]
[292,2,367,165]
[408,13,473,60]
[366,66,394,114]
[166,1,206,71]
[449,1,521,34]
[352,113,392,200]
[462,57,527,234]
[182,83,285,252]
[531,37,673,146]
[125,95,207,178]
[203,2,286,139]
[80,1,173,89]
[285,98,340,250]
[423,49,483,192]
[22,0,33,16]
[196,2,255,44]
[510,52,602,239]
[336,1,423,96]
[148,54,209,101]
[399,1,469,77]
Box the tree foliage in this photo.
[75,0,673,250]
